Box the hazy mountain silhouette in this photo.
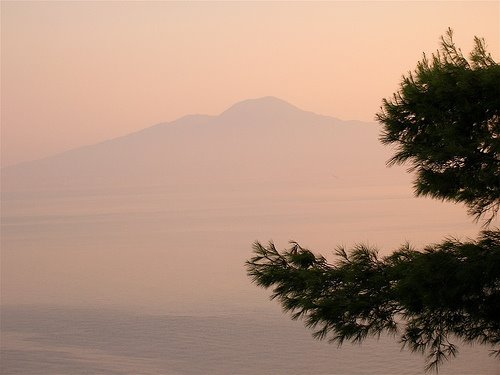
[2,97,404,192]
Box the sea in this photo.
[1,182,498,374]
[2,305,499,375]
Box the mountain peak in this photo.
[220,96,302,118]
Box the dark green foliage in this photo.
[377,29,500,223]
[246,232,500,371]
[246,30,500,372]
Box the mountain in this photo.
[1,97,404,192]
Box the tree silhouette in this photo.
[246,29,499,372]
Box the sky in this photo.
[1,1,499,167]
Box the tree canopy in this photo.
[246,29,500,372]
[377,29,500,223]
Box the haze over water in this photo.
[2,97,498,374]
[2,2,499,374]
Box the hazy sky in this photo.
[1,1,499,167]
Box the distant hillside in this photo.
[1,97,404,192]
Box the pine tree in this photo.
[246,29,500,372]
[378,28,499,223]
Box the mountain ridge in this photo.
[1,97,396,192]
[1,97,360,170]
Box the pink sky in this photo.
[2,1,499,167]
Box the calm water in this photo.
[2,183,497,374]
[2,306,499,375]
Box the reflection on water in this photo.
[1,184,497,374]
[2,306,498,375]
